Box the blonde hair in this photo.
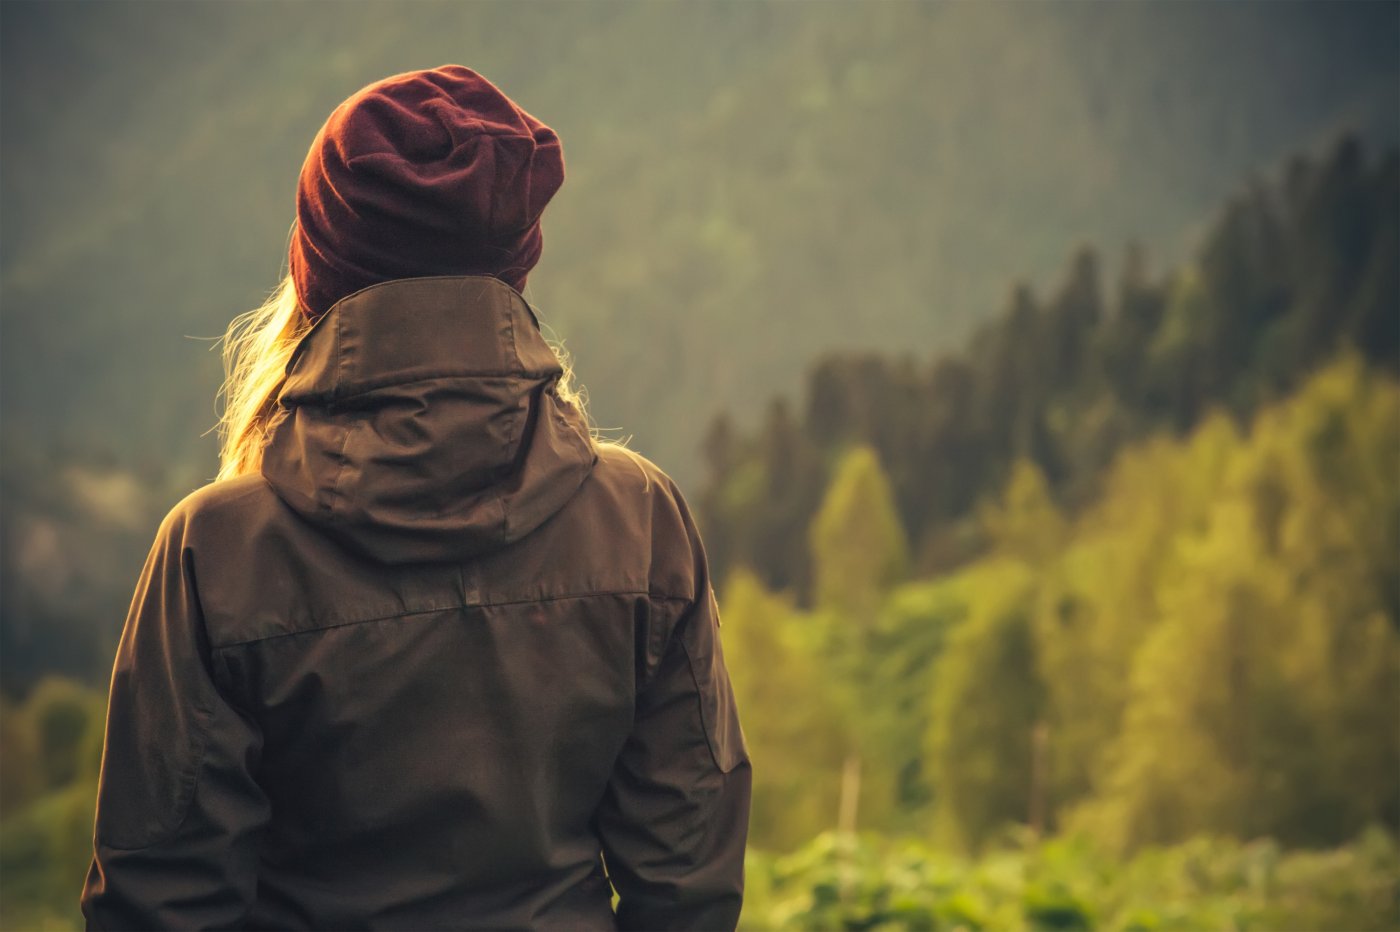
[215,274,595,481]
[216,276,309,481]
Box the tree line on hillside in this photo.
[722,352,1398,865]
[698,135,1399,598]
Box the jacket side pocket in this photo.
[679,590,748,774]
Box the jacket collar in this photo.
[280,275,557,405]
[262,275,597,564]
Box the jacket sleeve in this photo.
[81,507,270,931]
[596,493,752,931]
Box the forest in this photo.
[2,135,1396,929]
[698,135,1397,598]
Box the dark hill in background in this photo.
[3,2,1396,483]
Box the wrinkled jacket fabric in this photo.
[81,276,751,931]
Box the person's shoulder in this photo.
[587,441,705,600]
[155,473,279,541]
[590,441,691,511]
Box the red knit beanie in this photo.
[290,65,564,321]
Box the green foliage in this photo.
[0,695,41,818]
[793,446,915,839]
[725,536,978,848]
[0,781,95,932]
[810,445,910,620]
[0,676,105,818]
[924,560,1043,852]
[1072,354,1400,850]
[722,568,850,851]
[734,354,1399,861]
[978,461,1066,564]
[0,678,106,930]
[26,677,105,791]
[862,581,968,818]
[691,137,1400,877]
[742,828,1400,931]
[703,399,829,596]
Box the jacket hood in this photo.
[261,275,596,564]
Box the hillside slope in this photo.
[2,2,1395,484]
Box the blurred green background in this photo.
[2,2,1397,929]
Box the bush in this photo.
[741,828,1400,931]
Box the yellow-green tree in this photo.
[807,445,910,833]
[1031,415,1243,821]
[979,459,1066,564]
[719,568,848,851]
[1073,354,1400,849]
[809,445,909,622]
[924,559,1042,852]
